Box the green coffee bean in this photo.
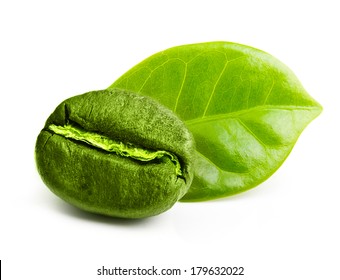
[35,89,195,218]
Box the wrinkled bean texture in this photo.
[35,89,195,218]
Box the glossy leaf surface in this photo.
[109,42,322,201]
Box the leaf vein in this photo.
[202,61,229,117]
[263,80,275,105]
[236,118,266,147]
[174,63,188,113]
[186,105,320,126]
[138,58,187,92]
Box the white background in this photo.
[1,0,339,279]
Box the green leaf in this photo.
[109,42,322,201]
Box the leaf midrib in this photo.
[185,104,321,126]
